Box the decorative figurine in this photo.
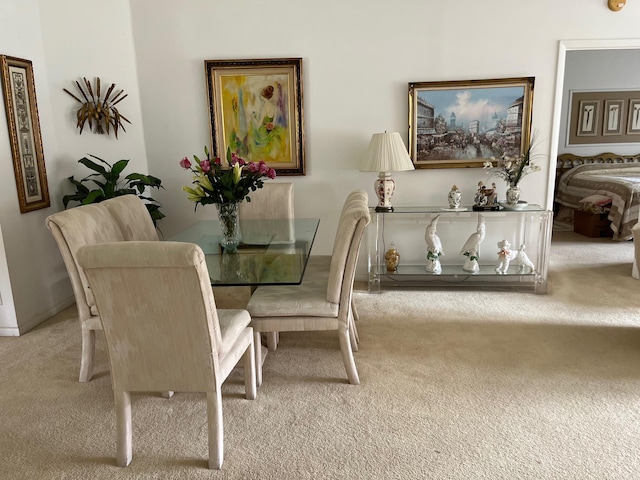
[495,241,536,274]
[473,181,500,211]
[513,244,536,273]
[460,214,485,273]
[384,243,400,273]
[495,239,516,274]
[425,215,443,274]
[448,185,462,209]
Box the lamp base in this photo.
[374,172,396,212]
[375,205,394,212]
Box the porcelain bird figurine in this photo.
[425,215,444,274]
[460,214,485,273]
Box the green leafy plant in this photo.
[62,155,165,225]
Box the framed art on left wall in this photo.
[0,55,49,213]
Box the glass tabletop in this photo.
[168,218,320,286]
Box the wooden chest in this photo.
[574,209,613,238]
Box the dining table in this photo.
[168,218,320,287]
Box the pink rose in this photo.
[200,160,211,173]
[247,162,259,173]
[179,157,191,169]
[214,157,222,165]
[267,168,276,179]
[258,161,269,175]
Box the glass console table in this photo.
[169,218,320,286]
[367,206,552,294]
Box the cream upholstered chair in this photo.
[101,194,159,241]
[238,182,294,350]
[303,189,369,352]
[45,195,158,382]
[239,182,294,244]
[77,241,257,469]
[246,190,370,385]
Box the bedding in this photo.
[555,163,640,240]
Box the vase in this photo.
[505,185,521,206]
[448,185,462,209]
[216,202,240,252]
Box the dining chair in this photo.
[239,182,294,244]
[238,182,294,350]
[101,194,159,241]
[45,195,158,382]
[301,189,370,352]
[246,190,370,385]
[77,241,257,469]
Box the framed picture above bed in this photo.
[567,90,640,145]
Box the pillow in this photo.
[579,194,612,206]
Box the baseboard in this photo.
[16,296,75,335]
[0,326,20,336]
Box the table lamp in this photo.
[360,132,415,212]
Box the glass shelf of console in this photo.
[367,205,552,294]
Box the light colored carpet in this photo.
[1,230,639,479]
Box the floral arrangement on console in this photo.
[179,146,276,208]
[483,133,542,188]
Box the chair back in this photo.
[45,204,125,315]
[102,195,159,241]
[326,190,370,305]
[77,241,223,393]
[239,182,294,244]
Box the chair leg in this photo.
[349,318,359,352]
[244,335,257,400]
[254,331,263,387]
[266,332,278,351]
[206,389,224,469]
[338,329,360,385]
[351,299,360,322]
[114,390,132,467]
[79,327,96,383]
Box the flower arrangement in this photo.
[483,133,542,187]
[179,146,276,208]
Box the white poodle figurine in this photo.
[495,239,516,274]
[513,244,536,273]
[496,241,536,274]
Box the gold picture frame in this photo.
[408,77,534,169]
[0,55,49,213]
[205,58,305,176]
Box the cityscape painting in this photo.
[408,77,535,169]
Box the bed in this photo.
[555,153,640,240]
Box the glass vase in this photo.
[505,185,521,206]
[216,202,240,252]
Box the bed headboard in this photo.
[556,152,640,184]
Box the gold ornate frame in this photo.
[0,55,49,212]
[205,58,305,176]
[408,77,535,169]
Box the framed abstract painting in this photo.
[205,58,305,175]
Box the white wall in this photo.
[129,0,640,254]
[2,0,640,333]
[0,0,148,333]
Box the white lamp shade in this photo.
[360,132,415,172]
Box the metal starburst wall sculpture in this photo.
[63,77,130,138]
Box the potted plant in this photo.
[62,155,165,225]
